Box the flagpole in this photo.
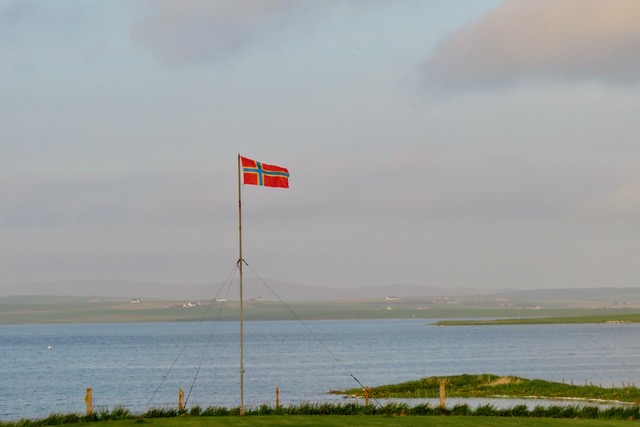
[237,154,245,415]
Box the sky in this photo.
[2,0,640,291]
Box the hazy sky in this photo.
[2,0,640,290]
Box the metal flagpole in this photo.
[237,154,245,415]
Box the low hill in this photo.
[1,279,639,308]
[0,278,484,302]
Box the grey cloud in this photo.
[424,0,640,89]
[132,0,301,64]
[131,0,381,65]
[0,172,231,230]
[0,177,124,229]
[329,156,620,223]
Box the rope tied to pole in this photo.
[243,261,383,408]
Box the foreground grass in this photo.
[434,313,640,326]
[337,374,640,403]
[3,402,640,427]
[59,417,639,427]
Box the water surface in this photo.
[1,319,638,420]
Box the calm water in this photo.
[1,319,639,420]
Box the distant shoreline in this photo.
[433,314,640,326]
[1,296,640,324]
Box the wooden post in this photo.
[439,378,446,408]
[365,388,369,406]
[178,388,184,412]
[275,387,280,409]
[84,388,93,415]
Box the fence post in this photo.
[439,378,446,408]
[85,388,93,415]
[365,387,369,406]
[276,387,280,409]
[178,388,184,412]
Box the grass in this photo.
[336,374,640,403]
[3,402,640,427]
[2,411,639,427]
[434,313,640,326]
[68,416,640,427]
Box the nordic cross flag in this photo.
[240,156,289,188]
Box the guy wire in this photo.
[243,260,383,408]
[145,264,237,412]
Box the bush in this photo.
[408,403,435,416]
[578,406,599,419]
[559,406,578,418]
[142,408,178,418]
[473,404,498,417]
[449,404,471,416]
[201,406,229,416]
[6,401,640,422]
[530,405,547,418]
[255,404,273,415]
[509,404,530,417]
[105,407,131,421]
[381,402,409,416]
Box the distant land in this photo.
[0,278,500,302]
[1,279,640,324]
[0,278,640,307]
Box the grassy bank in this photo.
[2,415,636,427]
[336,374,640,403]
[2,403,640,427]
[434,313,640,326]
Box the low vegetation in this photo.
[434,313,640,326]
[1,401,640,427]
[336,374,640,403]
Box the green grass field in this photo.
[4,401,639,427]
[337,374,640,403]
[434,313,640,326]
[7,416,633,427]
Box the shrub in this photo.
[543,405,566,418]
[201,406,229,416]
[381,402,409,416]
[578,406,599,419]
[408,403,434,416]
[509,404,530,417]
[560,406,578,418]
[530,405,547,418]
[473,404,498,417]
[449,404,471,416]
[106,407,131,421]
[255,404,273,415]
[341,402,365,415]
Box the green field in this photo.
[51,417,640,427]
[434,313,640,326]
[337,374,640,403]
[2,414,637,427]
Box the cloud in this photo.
[424,0,640,88]
[0,171,232,230]
[132,0,382,65]
[132,0,301,64]
[584,173,640,220]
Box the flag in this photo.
[240,156,289,188]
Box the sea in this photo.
[1,319,640,420]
